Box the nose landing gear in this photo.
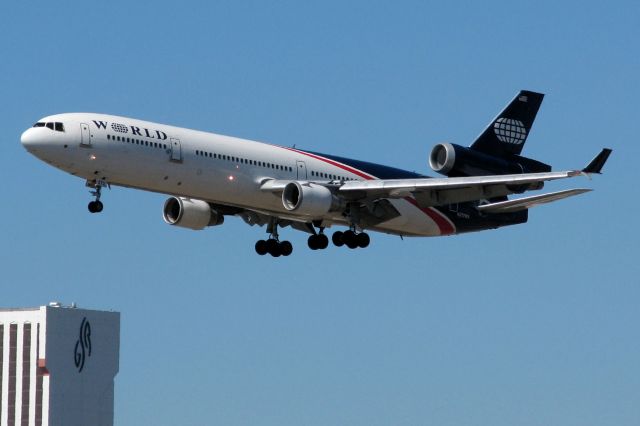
[86,179,109,213]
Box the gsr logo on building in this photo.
[74,317,92,373]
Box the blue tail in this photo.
[471,90,544,157]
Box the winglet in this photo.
[582,148,612,174]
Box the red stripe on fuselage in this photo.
[283,147,376,180]
[403,197,455,236]
[281,147,456,235]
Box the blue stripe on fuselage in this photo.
[303,150,427,180]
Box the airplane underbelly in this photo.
[374,199,445,237]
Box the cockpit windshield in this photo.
[33,122,65,132]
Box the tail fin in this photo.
[471,90,544,157]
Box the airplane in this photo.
[20,90,611,257]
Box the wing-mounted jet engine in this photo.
[163,197,224,230]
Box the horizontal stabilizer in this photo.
[477,188,592,213]
[582,148,612,174]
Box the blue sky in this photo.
[1,1,638,425]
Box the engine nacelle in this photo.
[162,197,224,230]
[282,181,340,217]
[429,142,551,177]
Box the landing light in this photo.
[89,154,97,160]
[228,175,235,181]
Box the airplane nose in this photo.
[21,128,42,151]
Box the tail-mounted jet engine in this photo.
[163,197,224,230]
[282,181,343,217]
[429,142,551,177]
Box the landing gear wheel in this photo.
[87,200,103,213]
[317,234,329,249]
[343,230,358,249]
[266,239,281,257]
[332,231,344,247]
[356,232,370,248]
[255,240,268,255]
[280,241,293,256]
[269,246,282,257]
[308,235,319,250]
[309,233,329,250]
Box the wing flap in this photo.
[338,170,580,206]
[477,188,592,213]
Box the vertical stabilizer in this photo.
[471,90,544,157]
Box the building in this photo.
[0,304,120,426]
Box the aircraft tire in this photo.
[267,239,281,257]
[332,231,344,247]
[308,235,319,250]
[280,241,293,256]
[318,234,329,249]
[343,230,358,249]
[357,232,370,248]
[255,240,268,255]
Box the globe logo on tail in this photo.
[494,118,527,145]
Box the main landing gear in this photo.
[253,219,371,256]
[332,229,370,249]
[307,231,329,250]
[255,239,293,257]
[86,179,108,213]
[255,219,293,257]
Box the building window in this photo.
[21,323,32,425]
[8,324,17,425]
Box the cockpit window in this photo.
[34,122,65,132]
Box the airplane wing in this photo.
[336,170,579,206]
[337,149,611,208]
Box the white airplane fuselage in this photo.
[21,113,454,237]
